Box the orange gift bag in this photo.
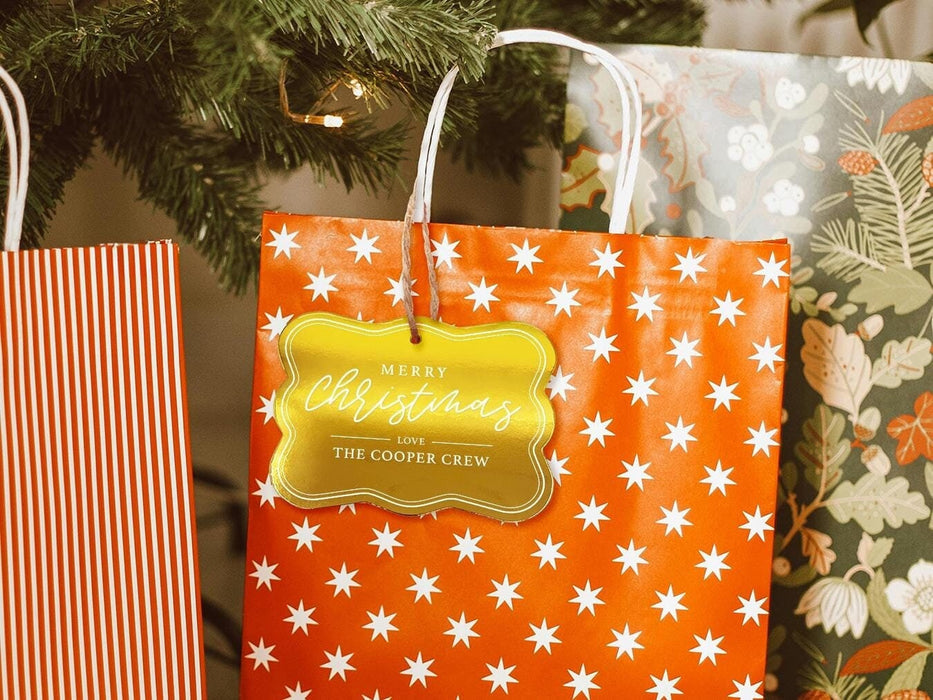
[243,30,790,698]
[0,69,206,698]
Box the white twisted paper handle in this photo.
[398,29,642,342]
[0,66,29,253]
[413,28,642,234]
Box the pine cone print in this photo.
[922,151,933,187]
[881,692,931,700]
[838,150,877,175]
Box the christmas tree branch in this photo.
[1,0,708,289]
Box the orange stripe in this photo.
[0,244,205,697]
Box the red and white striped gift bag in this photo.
[0,69,206,699]
[0,242,206,699]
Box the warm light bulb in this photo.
[349,79,365,98]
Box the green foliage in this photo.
[795,404,851,492]
[0,0,705,290]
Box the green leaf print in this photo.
[849,266,933,315]
[880,650,931,695]
[795,404,851,490]
[826,473,931,534]
[871,336,933,388]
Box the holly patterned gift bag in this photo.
[560,44,933,697]
[243,30,790,698]
[0,69,206,697]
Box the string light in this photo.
[298,114,344,128]
[279,59,348,129]
[348,79,366,98]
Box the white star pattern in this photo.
[671,247,707,283]
[384,275,418,306]
[326,563,361,598]
[482,658,518,694]
[608,624,644,660]
[246,638,278,671]
[569,580,605,616]
[444,613,480,648]
[250,557,280,590]
[618,455,653,491]
[628,286,662,321]
[745,421,779,456]
[531,534,566,570]
[252,475,278,508]
[369,523,403,558]
[701,461,736,496]
[546,282,582,317]
[546,366,577,402]
[526,619,561,654]
[749,337,784,372]
[575,496,610,531]
[696,545,731,581]
[590,243,624,278]
[363,606,398,642]
[730,675,764,700]
[401,653,436,688]
[465,277,500,312]
[652,586,687,621]
[283,682,310,700]
[303,266,338,301]
[690,629,726,665]
[623,371,658,406]
[740,506,774,542]
[265,224,301,259]
[508,238,542,273]
[244,220,794,696]
[261,307,293,340]
[255,391,275,424]
[647,671,683,700]
[488,574,523,610]
[711,291,746,326]
[288,517,322,552]
[734,591,768,625]
[545,449,571,485]
[584,326,620,363]
[613,539,648,575]
[657,501,693,537]
[705,375,740,411]
[662,417,697,452]
[431,233,462,269]
[450,528,485,563]
[347,229,382,263]
[321,646,355,680]
[753,253,789,288]
[667,332,701,368]
[284,600,317,635]
[580,412,614,447]
[565,665,600,699]
[407,569,441,604]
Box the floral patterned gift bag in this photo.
[243,29,791,698]
[560,45,933,697]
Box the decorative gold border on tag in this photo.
[270,313,557,521]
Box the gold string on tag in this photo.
[400,194,440,343]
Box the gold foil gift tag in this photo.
[270,312,557,522]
